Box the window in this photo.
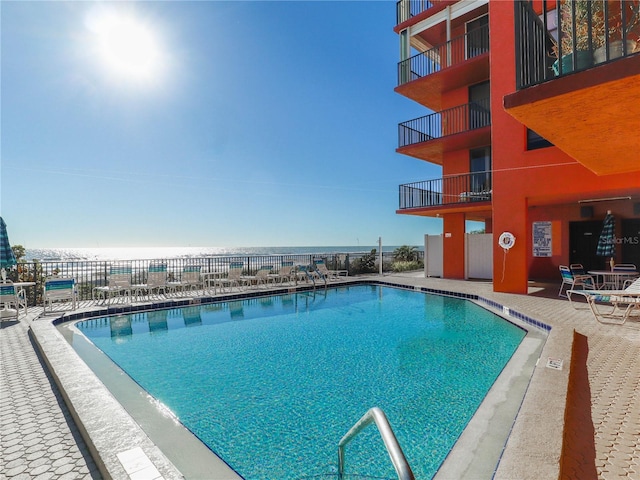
[527,129,553,150]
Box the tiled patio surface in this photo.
[1,273,639,479]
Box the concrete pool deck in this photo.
[1,273,639,479]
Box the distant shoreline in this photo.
[24,245,422,262]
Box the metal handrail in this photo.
[398,170,492,209]
[398,98,490,149]
[337,407,415,480]
[398,24,489,86]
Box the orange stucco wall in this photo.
[443,213,466,279]
[489,1,640,293]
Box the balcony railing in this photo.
[399,171,492,210]
[398,98,490,149]
[396,0,434,25]
[398,24,490,86]
[515,0,640,89]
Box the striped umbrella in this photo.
[596,213,615,258]
[0,217,17,280]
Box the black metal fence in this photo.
[398,24,490,85]
[515,0,640,89]
[398,98,491,149]
[399,171,492,209]
[396,0,434,25]
[7,251,425,306]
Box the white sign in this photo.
[546,357,564,370]
[532,221,552,257]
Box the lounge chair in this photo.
[216,262,248,292]
[567,277,640,324]
[269,261,296,285]
[43,277,77,313]
[243,265,274,289]
[0,281,27,320]
[132,264,168,300]
[558,265,595,297]
[93,266,132,304]
[313,259,348,281]
[168,265,203,294]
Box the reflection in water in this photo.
[148,310,169,333]
[229,301,244,319]
[183,306,202,327]
[109,316,132,339]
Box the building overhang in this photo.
[396,125,491,164]
[394,53,490,110]
[396,201,491,222]
[503,54,640,176]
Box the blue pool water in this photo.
[76,285,525,479]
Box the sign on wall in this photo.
[532,221,552,257]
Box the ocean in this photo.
[24,245,419,262]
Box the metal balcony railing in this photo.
[515,0,640,89]
[398,98,490,149]
[399,171,492,210]
[396,0,434,25]
[398,24,490,86]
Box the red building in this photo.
[394,0,640,293]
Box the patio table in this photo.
[588,270,638,290]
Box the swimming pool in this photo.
[75,285,526,479]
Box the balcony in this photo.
[396,24,489,110]
[396,0,435,25]
[506,0,640,175]
[397,99,491,164]
[398,171,492,216]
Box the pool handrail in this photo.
[337,407,415,480]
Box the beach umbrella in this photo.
[0,217,17,281]
[596,212,615,262]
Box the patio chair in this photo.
[168,265,203,294]
[43,277,77,313]
[216,262,248,293]
[269,261,296,285]
[558,265,595,297]
[567,277,640,324]
[243,265,274,289]
[0,281,27,320]
[314,259,348,281]
[132,264,168,300]
[93,266,132,304]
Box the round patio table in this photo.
[588,270,638,290]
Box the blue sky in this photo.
[1,0,445,249]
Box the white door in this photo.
[466,233,493,279]
[424,234,443,278]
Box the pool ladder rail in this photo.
[338,407,415,480]
[298,263,327,290]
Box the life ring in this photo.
[498,232,516,250]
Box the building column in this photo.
[493,196,529,294]
[443,213,466,279]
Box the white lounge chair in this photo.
[216,262,248,292]
[243,265,274,289]
[314,259,348,281]
[93,266,132,304]
[43,277,77,313]
[567,277,640,324]
[269,261,296,285]
[168,265,203,294]
[132,264,168,300]
[0,281,27,320]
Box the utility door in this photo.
[569,220,604,271]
